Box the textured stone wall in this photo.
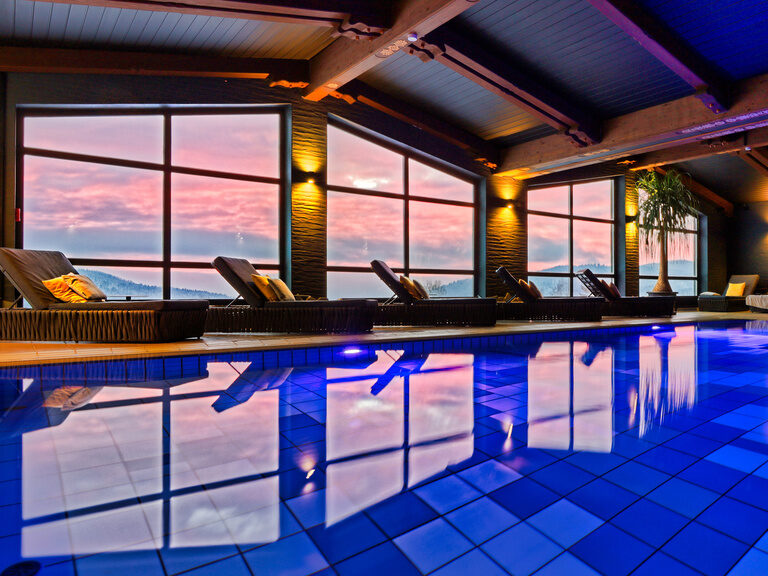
[624,170,640,296]
[486,174,526,297]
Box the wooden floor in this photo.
[0,309,765,367]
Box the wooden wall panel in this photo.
[485,174,526,297]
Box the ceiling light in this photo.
[407,32,418,42]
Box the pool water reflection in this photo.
[3,323,768,575]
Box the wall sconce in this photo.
[625,214,637,223]
[305,172,318,184]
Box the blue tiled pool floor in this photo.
[4,322,768,574]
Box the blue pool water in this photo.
[4,322,768,575]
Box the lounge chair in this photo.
[370,260,496,326]
[496,266,603,321]
[210,256,377,333]
[576,268,675,317]
[0,248,208,342]
[699,275,760,312]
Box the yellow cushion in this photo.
[63,274,106,301]
[400,275,423,300]
[267,278,295,302]
[413,278,430,300]
[42,276,88,303]
[725,282,746,297]
[251,274,279,302]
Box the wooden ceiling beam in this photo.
[736,149,768,178]
[653,167,733,216]
[628,127,768,170]
[303,0,478,101]
[586,0,729,114]
[410,24,601,147]
[498,72,768,178]
[341,79,499,167]
[33,0,389,35]
[0,46,309,81]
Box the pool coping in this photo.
[0,310,762,368]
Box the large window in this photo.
[19,108,282,300]
[326,124,476,299]
[527,180,615,296]
[639,209,699,296]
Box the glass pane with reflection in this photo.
[528,214,569,273]
[409,159,473,202]
[24,115,163,163]
[327,125,403,192]
[670,279,697,296]
[171,268,243,300]
[171,173,279,263]
[327,272,394,299]
[668,231,696,277]
[528,275,570,297]
[572,180,612,219]
[409,201,473,269]
[171,114,280,177]
[77,266,163,299]
[410,274,473,297]
[327,191,404,267]
[528,186,569,214]
[23,156,163,260]
[573,220,613,273]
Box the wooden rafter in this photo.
[653,167,733,217]
[304,0,478,101]
[0,46,308,81]
[410,24,601,147]
[32,0,388,37]
[586,0,729,113]
[498,72,768,178]
[736,149,768,178]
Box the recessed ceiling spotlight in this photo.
[745,145,753,151]
[407,31,418,42]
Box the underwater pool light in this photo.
[341,347,364,355]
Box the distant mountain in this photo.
[81,269,227,300]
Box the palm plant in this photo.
[636,169,698,294]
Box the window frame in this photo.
[326,119,480,297]
[16,105,288,301]
[526,178,616,296]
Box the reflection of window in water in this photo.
[637,326,697,436]
[527,342,614,453]
[325,352,475,524]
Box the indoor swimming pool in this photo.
[3,322,768,575]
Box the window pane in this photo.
[669,232,696,277]
[171,114,279,177]
[573,221,613,273]
[410,274,473,297]
[573,276,614,297]
[639,229,659,276]
[528,275,570,297]
[409,201,473,269]
[409,159,473,202]
[23,156,163,260]
[670,279,697,296]
[77,267,163,299]
[171,268,241,300]
[528,186,569,214]
[171,174,279,263]
[327,192,403,267]
[528,215,569,273]
[24,115,163,163]
[328,271,394,299]
[328,125,403,192]
[573,181,612,219]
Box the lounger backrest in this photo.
[370,260,414,303]
[0,248,78,309]
[495,266,537,304]
[212,256,266,307]
[724,275,760,297]
[576,269,615,300]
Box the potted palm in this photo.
[636,169,698,295]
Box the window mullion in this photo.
[163,113,172,300]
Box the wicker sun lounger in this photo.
[209,256,377,333]
[0,248,208,342]
[576,268,675,317]
[496,267,603,322]
[370,260,496,326]
[698,275,760,312]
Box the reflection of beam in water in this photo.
[638,327,696,436]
